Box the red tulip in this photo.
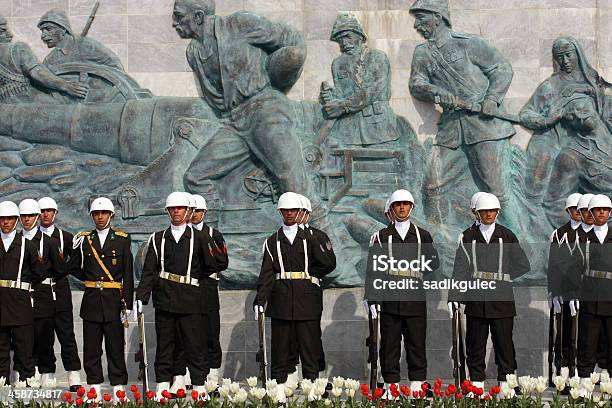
[373,388,384,399]
[434,388,442,396]
[160,398,167,405]
[146,390,155,400]
[131,385,138,393]
[421,383,429,391]
[134,392,141,400]
[391,390,400,399]
[474,387,484,397]
[198,400,205,406]
[412,390,419,398]
[63,392,73,401]
[390,383,398,391]
[490,386,501,396]
[361,384,369,393]
[461,380,471,392]
[77,387,86,397]
[456,393,464,400]
[66,400,73,406]
[76,397,84,406]
[446,384,458,395]
[162,390,172,399]
[117,390,126,399]
[419,390,425,398]
[192,390,200,400]
[484,395,491,401]
[87,391,96,401]
[367,395,373,401]
[103,394,112,402]
[177,389,186,399]
[200,392,206,399]
[400,386,410,396]
[137,399,143,405]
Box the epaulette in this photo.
[78,231,91,237]
[114,231,129,238]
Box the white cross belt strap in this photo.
[158,227,198,287]
[387,226,422,266]
[275,237,320,287]
[472,238,510,282]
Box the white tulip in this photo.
[234,388,248,403]
[324,399,331,406]
[301,379,314,395]
[249,387,266,401]
[205,380,218,393]
[332,377,344,388]
[569,376,581,389]
[219,385,230,399]
[591,372,601,384]
[506,374,518,389]
[536,381,547,394]
[222,378,232,387]
[246,377,258,388]
[284,387,294,398]
[346,388,356,398]
[602,371,610,383]
[553,375,567,391]
[593,393,601,403]
[570,387,581,400]
[501,383,515,399]
[230,382,241,394]
[584,381,595,393]
[345,379,360,391]
[331,387,342,398]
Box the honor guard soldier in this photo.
[136,192,219,399]
[548,193,583,376]
[286,195,336,383]
[577,194,596,239]
[0,201,43,385]
[366,189,439,393]
[255,192,336,401]
[574,195,612,381]
[19,199,81,390]
[171,193,228,392]
[37,196,82,391]
[69,197,133,402]
[449,193,530,390]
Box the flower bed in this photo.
[4,372,612,408]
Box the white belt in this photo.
[585,269,612,280]
[473,271,511,282]
[388,269,423,279]
[0,280,31,291]
[159,271,199,287]
[276,271,320,287]
[40,278,55,285]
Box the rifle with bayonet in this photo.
[256,311,268,386]
[451,304,466,387]
[135,310,149,395]
[434,95,521,124]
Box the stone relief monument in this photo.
[0,0,610,288]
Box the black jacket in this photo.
[576,228,612,315]
[69,228,134,323]
[42,226,74,314]
[197,223,228,313]
[451,223,530,318]
[366,222,439,316]
[29,230,70,318]
[137,226,218,315]
[547,221,580,298]
[256,226,336,320]
[0,232,44,326]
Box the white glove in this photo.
[135,299,143,313]
[121,310,130,324]
[362,300,370,316]
[552,296,563,315]
[254,305,264,321]
[569,299,580,316]
[369,304,378,319]
[447,302,459,319]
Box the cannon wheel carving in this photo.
[52,62,152,103]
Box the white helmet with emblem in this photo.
[166,192,190,208]
[389,189,415,206]
[0,201,19,217]
[183,192,196,209]
[192,194,207,211]
[90,197,115,214]
[588,194,612,211]
[299,195,312,212]
[475,193,501,211]
[277,192,303,210]
[470,192,486,210]
[577,193,595,210]
[38,197,58,211]
[18,199,41,215]
[565,193,582,209]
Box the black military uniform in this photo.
[451,223,530,382]
[172,222,228,380]
[31,229,81,377]
[0,232,43,382]
[255,225,336,383]
[288,224,336,375]
[68,228,133,386]
[366,222,439,384]
[575,227,612,377]
[137,225,218,386]
[548,221,581,373]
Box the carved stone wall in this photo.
[4,0,610,147]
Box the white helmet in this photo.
[384,198,391,214]
[183,192,196,208]
[166,192,190,208]
[38,197,58,211]
[0,201,19,217]
[90,197,115,213]
[470,192,486,210]
[565,193,582,209]
[389,189,415,206]
[18,199,41,215]
[299,195,312,212]
[192,194,207,211]
[475,193,501,211]
[277,192,303,210]
[588,194,612,211]
[577,193,595,210]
